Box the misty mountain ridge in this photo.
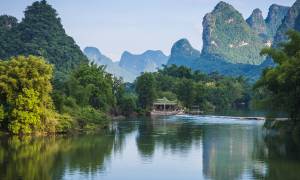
[166,1,295,81]
[84,47,169,82]
[1,0,298,82]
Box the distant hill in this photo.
[167,39,200,67]
[265,4,290,39]
[0,0,88,72]
[167,39,266,81]
[84,47,136,82]
[84,47,169,82]
[1,0,297,82]
[119,50,169,75]
[246,8,269,40]
[201,1,266,65]
[274,0,300,46]
[166,1,292,80]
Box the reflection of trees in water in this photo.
[1,119,300,180]
[136,119,155,157]
[258,134,300,180]
[112,119,139,153]
[134,118,300,180]
[0,136,62,180]
[0,133,115,180]
[264,135,300,160]
[135,118,203,158]
[202,125,263,180]
[0,120,141,180]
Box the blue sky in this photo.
[0,0,295,60]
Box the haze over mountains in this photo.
[84,47,136,82]
[84,1,299,82]
[167,1,292,80]
[84,47,168,82]
[0,0,299,82]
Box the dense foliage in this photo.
[52,63,135,130]
[0,0,88,72]
[255,30,300,120]
[0,1,137,134]
[135,65,251,113]
[0,55,133,134]
[0,56,57,134]
[135,73,157,110]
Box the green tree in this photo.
[135,64,252,113]
[119,94,137,116]
[70,63,115,111]
[51,63,116,128]
[176,78,195,108]
[8,89,41,134]
[0,105,4,125]
[255,30,300,120]
[135,73,157,109]
[0,55,56,134]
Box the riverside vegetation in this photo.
[0,0,300,135]
[254,30,300,137]
[0,1,135,135]
[135,65,251,113]
[0,55,132,134]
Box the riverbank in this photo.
[0,115,111,136]
[263,119,300,164]
[264,119,300,140]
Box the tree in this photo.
[119,94,137,116]
[0,55,56,134]
[135,64,252,113]
[255,30,300,120]
[176,78,195,108]
[69,63,115,111]
[135,73,157,109]
[8,89,41,134]
[0,105,4,125]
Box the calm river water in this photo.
[1,115,300,180]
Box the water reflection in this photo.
[0,116,300,180]
[202,125,263,180]
[0,133,115,180]
[136,118,203,158]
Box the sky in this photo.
[0,0,295,60]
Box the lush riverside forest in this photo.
[254,30,300,121]
[1,1,300,179]
[0,1,132,135]
[253,30,300,136]
[0,56,131,134]
[0,0,299,136]
[135,65,251,112]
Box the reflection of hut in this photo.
[189,105,203,115]
[151,97,183,116]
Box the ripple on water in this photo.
[164,115,265,126]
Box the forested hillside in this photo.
[0,1,132,134]
[167,1,291,80]
[0,0,88,72]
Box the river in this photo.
[0,115,300,180]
